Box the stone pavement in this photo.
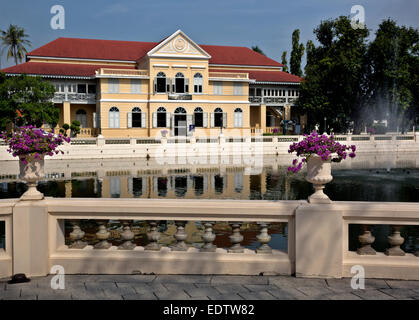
[1,274,419,300]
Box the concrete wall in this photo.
[1,134,418,162]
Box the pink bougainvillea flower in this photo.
[287,131,356,173]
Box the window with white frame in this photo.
[213,81,223,95]
[130,79,141,94]
[109,107,120,128]
[234,108,243,127]
[54,83,65,92]
[193,73,203,93]
[67,84,77,93]
[108,79,119,93]
[110,177,121,198]
[233,82,243,96]
[234,172,243,193]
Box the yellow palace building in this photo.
[2,30,303,138]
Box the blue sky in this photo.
[0,0,418,69]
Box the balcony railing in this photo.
[53,93,96,103]
[97,68,149,77]
[249,96,262,104]
[249,96,297,105]
[209,72,249,80]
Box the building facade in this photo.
[2,30,303,138]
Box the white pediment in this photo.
[147,30,211,59]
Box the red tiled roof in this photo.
[28,38,156,62]
[201,45,282,67]
[26,37,283,67]
[2,62,134,77]
[210,69,302,83]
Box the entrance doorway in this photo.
[174,107,187,136]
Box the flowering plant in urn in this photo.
[287,131,356,203]
[1,126,70,200]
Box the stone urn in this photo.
[305,154,333,204]
[19,154,45,200]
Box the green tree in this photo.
[70,120,81,136]
[251,46,265,55]
[290,29,305,76]
[0,73,58,130]
[297,16,369,133]
[304,40,315,75]
[0,24,31,65]
[365,19,419,131]
[281,51,288,72]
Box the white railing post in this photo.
[295,203,343,278]
[13,200,49,277]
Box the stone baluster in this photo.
[385,225,405,256]
[201,222,216,252]
[145,221,161,251]
[69,220,87,249]
[357,225,376,255]
[228,223,244,253]
[256,222,272,254]
[94,220,111,249]
[118,220,135,250]
[170,221,188,251]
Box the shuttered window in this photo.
[108,79,119,93]
[213,82,223,95]
[130,79,141,93]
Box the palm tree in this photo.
[0,24,31,65]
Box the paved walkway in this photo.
[1,275,419,300]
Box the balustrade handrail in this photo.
[208,72,249,79]
[45,198,301,221]
[98,68,149,77]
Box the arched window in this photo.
[156,72,167,93]
[175,72,186,93]
[109,107,120,128]
[132,107,142,128]
[75,109,87,128]
[156,106,167,127]
[193,73,203,93]
[214,108,224,128]
[194,107,204,128]
[174,107,187,114]
[234,108,243,128]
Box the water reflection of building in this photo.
[60,166,300,201]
